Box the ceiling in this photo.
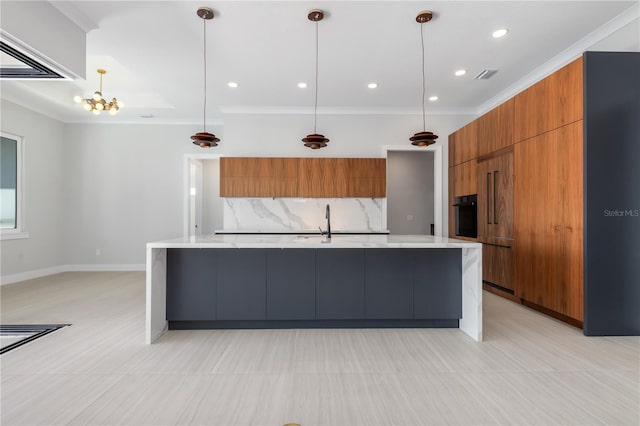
[1,1,639,124]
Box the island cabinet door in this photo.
[166,249,218,321]
[217,249,266,320]
[266,249,316,320]
[365,249,415,319]
[316,249,365,320]
[413,249,462,319]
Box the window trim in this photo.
[0,131,28,240]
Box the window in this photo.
[1,131,27,239]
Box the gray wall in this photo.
[387,151,434,235]
[0,100,65,276]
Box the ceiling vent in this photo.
[474,69,498,80]
[0,41,64,79]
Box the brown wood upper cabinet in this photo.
[220,157,297,197]
[477,98,515,157]
[221,157,385,198]
[451,160,477,198]
[514,57,583,143]
[449,120,478,166]
[477,152,514,242]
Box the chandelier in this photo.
[190,7,220,148]
[409,11,438,147]
[301,9,329,150]
[74,69,121,115]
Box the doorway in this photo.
[183,154,223,237]
[387,150,435,235]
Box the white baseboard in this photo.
[1,264,146,286]
[0,265,67,286]
[64,264,146,272]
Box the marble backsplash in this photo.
[223,198,384,232]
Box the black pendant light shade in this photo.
[302,9,329,149]
[191,7,220,149]
[410,10,438,147]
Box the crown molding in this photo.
[476,3,639,115]
[48,1,98,33]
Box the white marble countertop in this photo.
[214,229,391,235]
[147,234,482,249]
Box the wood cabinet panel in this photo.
[478,98,515,156]
[514,57,583,142]
[449,121,478,166]
[448,131,457,167]
[448,167,456,237]
[482,243,513,291]
[220,157,298,197]
[477,152,513,241]
[452,160,477,197]
[298,158,385,198]
[297,158,348,197]
[514,121,584,321]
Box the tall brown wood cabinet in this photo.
[448,56,585,325]
[514,121,584,321]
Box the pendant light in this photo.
[73,69,121,115]
[410,10,438,147]
[191,7,220,149]
[301,9,329,150]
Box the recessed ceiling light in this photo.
[227,82,239,88]
[492,28,509,38]
[429,96,439,101]
[454,69,467,77]
[297,82,308,88]
[367,83,378,89]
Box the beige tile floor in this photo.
[1,271,638,425]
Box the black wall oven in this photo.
[454,194,477,238]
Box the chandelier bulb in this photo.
[75,69,122,116]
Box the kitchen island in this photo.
[146,234,482,343]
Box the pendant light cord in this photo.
[203,17,208,132]
[313,20,319,134]
[420,22,426,132]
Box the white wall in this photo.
[0,100,65,279]
[62,122,223,266]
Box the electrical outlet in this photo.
[407,214,413,221]
[95,249,101,256]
